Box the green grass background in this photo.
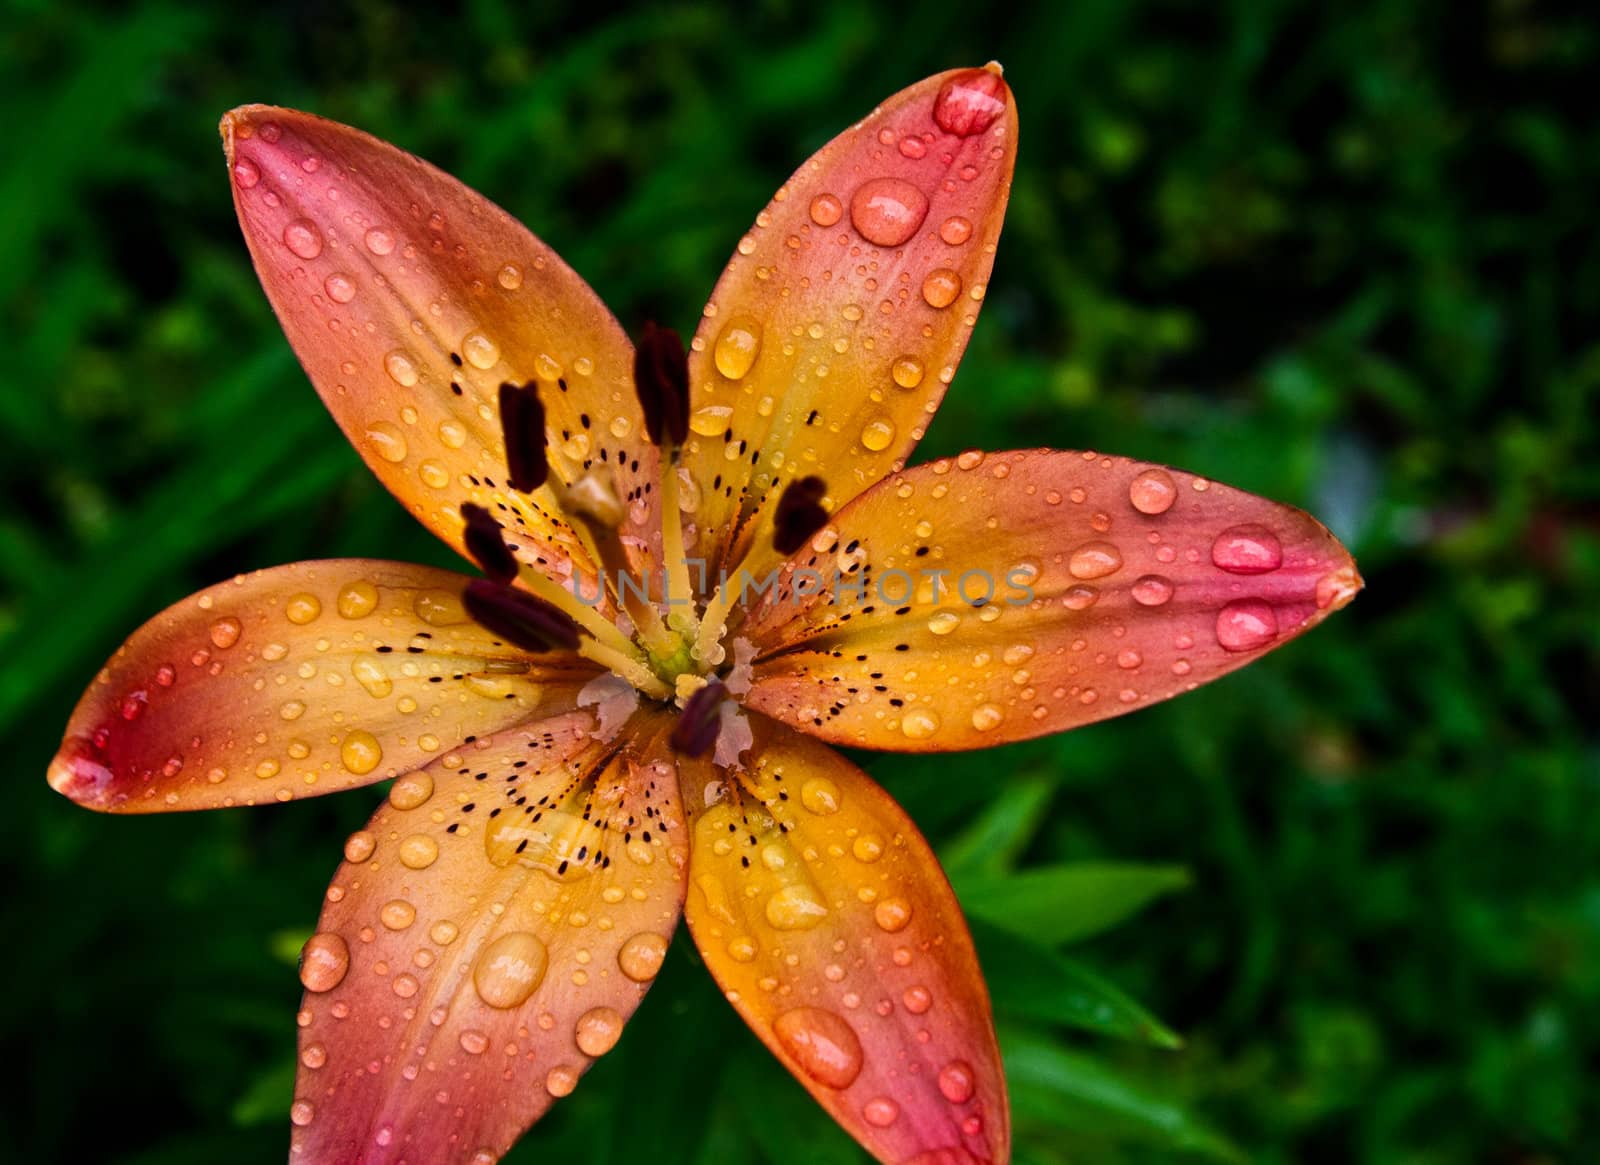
[3,1,1597,1162]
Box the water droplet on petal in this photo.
[474,931,549,1008]
[809,193,843,227]
[399,833,439,869]
[388,771,433,810]
[383,350,419,387]
[497,263,523,290]
[340,730,382,775]
[850,177,929,247]
[874,897,913,932]
[939,1059,977,1103]
[324,272,356,303]
[766,883,829,930]
[1129,468,1177,514]
[380,899,416,930]
[545,1065,578,1097]
[1212,524,1283,574]
[1132,574,1174,606]
[344,831,376,864]
[800,777,841,815]
[971,704,1004,732]
[860,416,896,452]
[299,933,349,992]
[462,329,501,370]
[891,356,925,389]
[773,1007,864,1089]
[901,708,941,740]
[940,215,974,246]
[285,592,322,624]
[921,268,963,308]
[618,932,668,982]
[927,610,961,635]
[862,1096,901,1128]
[459,1029,489,1055]
[209,617,242,649]
[290,1099,315,1127]
[574,1006,624,1057]
[283,219,322,259]
[1216,599,1279,652]
[1068,540,1124,580]
[364,227,396,255]
[233,157,260,188]
[714,316,763,380]
[934,68,1009,137]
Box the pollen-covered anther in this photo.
[561,465,625,530]
[670,678,727,758]
[633,322,689,448]
[459,502,519,582]
[498,381,549,493]
[462,579,581,653]
[772,475,829,555]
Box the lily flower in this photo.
[47,65,1360,1165]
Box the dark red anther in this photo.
[772,475,829,555]
[671,679,727,758]
[499,381,548,493]
[459,503,519,582]
[462,579,581,653]
[633,322,689,447]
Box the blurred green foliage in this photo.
[3,1,1597,1162]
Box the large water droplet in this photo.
[383,350,419,387]
[209,617,242,649]
[285,592,322,625]
[337,580,379,619]
[860,416,897,452]
[574,1006,624,1057]
[940,215,974,246]
[809,193,843,227]
[901,708,941,740]
[773,1007,864,1089]
[714,317,763,380]
[324,272,356,303]
[618,932,668,982]
[474,931,549,1008]
[462,329,501,370]
[364,227,396,255]
[800,777,841,815]
[283,219,323,259]
[1211,524,1283,574]
[340,730,382,775]
[850,177,929,247]
[862,1096,901,1128]
[399,833,439,869]
[388,771,433,810]
[1216,599,1279,652]
[934,68,1009,137]
[891,356,925,389]
[921,268,963,308]
[1131,574,1174,606]
[1068,540,1124,580]
[939,1060,977,1103]
[233,157,260,189]
[1128,468,1177,515]
[299,932,349,992]
[874,896,913,932]
[766,883,829,930]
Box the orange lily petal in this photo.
[222,106,659,594]
[290,711,685,1164]
[679,714,1006,1164]
[682,66,1016,574]
[742,449,1360,751]
[47,560,598,812]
